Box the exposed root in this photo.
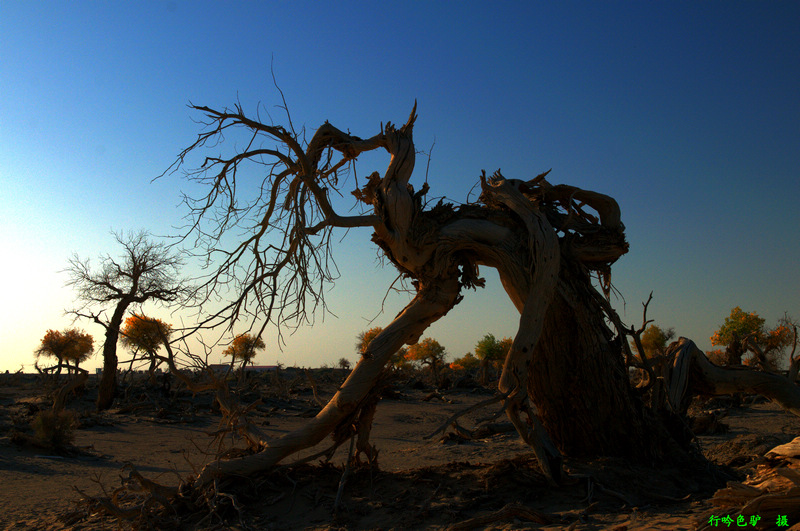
[424,392,508,440]
[439,421,515,443]
[74,465,181,528]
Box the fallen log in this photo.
[666,338,800,418]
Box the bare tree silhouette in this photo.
[67,230,188,411]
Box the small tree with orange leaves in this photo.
[405,337,447,385]
[222,333,265,373]
[35,328,94,375]
[710,307,795,371]
[449,352,480,372]
[120,314,172,383]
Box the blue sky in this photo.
[1,1,798,372]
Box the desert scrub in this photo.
[31,409,77,449]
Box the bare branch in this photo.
[161,102,409,340]
[65,230,190,411]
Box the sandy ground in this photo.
[2,372,800,530]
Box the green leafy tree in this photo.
[498,337,513,357]
[450,352,480,371]
[337,357,351,370]
[474,333,507,384]
[405,337,447,385]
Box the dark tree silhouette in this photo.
[120,314,172,383]
[159,101,800,488]
[67,231,188,411]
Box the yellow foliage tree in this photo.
[631,325,675,360]
[356,327,382,355]
[120,314,172,382]
[35,328,94,374]
[710,307,793,370]
[222,333,266,371]
[405,337,446,385]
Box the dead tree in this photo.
[663,338,800,418]
[162,102,717,486]
[67,231,189,411]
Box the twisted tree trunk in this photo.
[524,260,676,460]
[175,104,697,487]
[195,276,462,485]
[96,303,128,411]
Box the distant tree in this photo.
[222,333,266,371]
[390,347,411,370]
[356,327,408,370]
[356,327,383,356]
[743,314,796,372]
[631,325,675,360]
[337,357,351,370]
[64,331,94,372]
[449,352,480,372]
[66,230,188,411]
[498,336,513,358]
[120,314,172,383]
[35,328,94,374]
[34,330,69,373]
[710,307,793,370]
[710,307,764,366]
[405,337,447,385]
[705,348,728,367]
[474,333,507,385]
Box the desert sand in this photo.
[2,371,800,530]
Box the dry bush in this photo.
[31,409,77,449]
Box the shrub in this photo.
[31,410,77,449]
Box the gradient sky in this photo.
[1,1,798,372]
